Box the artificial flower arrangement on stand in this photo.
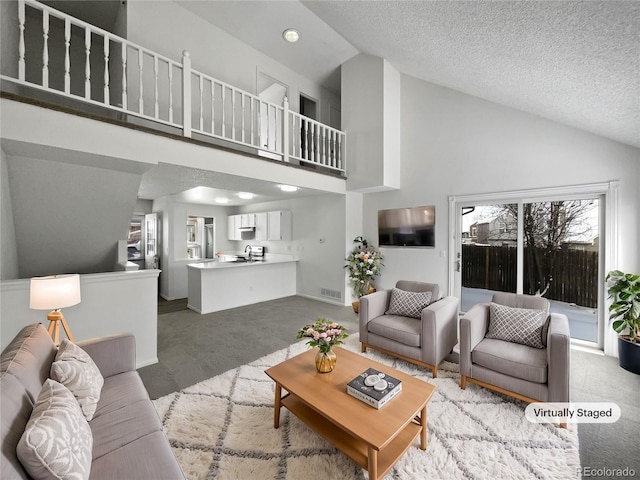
[297,318,349,373]
[344,236,384,313]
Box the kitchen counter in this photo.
[186,255,297,314]
[187,256,296,269]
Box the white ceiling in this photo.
[138,163,326,206]
[181,0,640,149]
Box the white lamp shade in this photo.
[29,274,81,310]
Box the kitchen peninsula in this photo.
[186,255,297,314]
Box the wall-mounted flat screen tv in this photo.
[378,206,435,247]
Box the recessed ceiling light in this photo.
[238,192,254,200]
[280,184,298,192]
[216,197,229,204]
[282,28,300,43]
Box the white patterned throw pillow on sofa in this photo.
[385,288,433,318]
[486,302,548,348]
[17,378,93,480]
[50,339,104,421]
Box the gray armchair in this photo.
[460,292,570,411]
[359,280,459,377]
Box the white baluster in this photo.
[198,75,203,131]
[304,118,309,160]
[331,131,336,168]
[293,115,302,157]
[257,101,262,147]
[103,36,110,104]
[337,134,342,170]
[221,86,226,137]
[64,19,70,94]
[18,0,25,81]
[210,79,215,134]
[42,11,49,88]
[282,96,289,162]
[241,94,246,143]
[84,27,91,99]
[121,43,127,110]
[168,63,173,123]
[322,127,327,165]
[231,88,236,141]
[153,56,159,118]
[181,50,191,138]
[138,48,143,114]
[311,122,316,163]
[268,104,273,149]
[250,97,255,145]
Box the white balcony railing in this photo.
[1,0,346,174]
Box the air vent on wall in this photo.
[321,288,342,300]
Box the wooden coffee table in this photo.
[264,346,435,480]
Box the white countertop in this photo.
[187,254,296,270]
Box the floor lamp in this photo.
[29,274,81,345]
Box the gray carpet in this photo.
[139,295,640,479]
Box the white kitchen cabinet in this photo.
[254,212,268,241]
[267,210,292,241]
[227,215,241,241]
[239,213,255,228]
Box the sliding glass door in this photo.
[521,199,599,342]
[455,196,601,344]
[460,203,517,311]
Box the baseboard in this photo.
[136,357,158,369]
[187,303,202,314]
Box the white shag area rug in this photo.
[153,334,580,479]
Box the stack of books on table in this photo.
[347,368,402,409]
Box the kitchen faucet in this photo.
[244,244,252,258]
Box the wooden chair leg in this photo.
[361,343,366,353]
[460,375,467,389]
[431,366,438,378]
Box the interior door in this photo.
[144,212,158,269]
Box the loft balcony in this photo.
[0,0,346,176]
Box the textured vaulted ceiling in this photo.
[182,0,639,149]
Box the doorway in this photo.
[299,94,318,163]
[257,72,289,156]
[450,183,617,350]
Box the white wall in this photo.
[0,0,18,78]
[363,75,640,293]
[153,196,236,300]
[126,0,340,125]
[237,193,347,303]
[1,270,160,368]
[5,154,142,278]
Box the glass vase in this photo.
[315,348,337,373]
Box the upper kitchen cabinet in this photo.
[228,211,291,241]
[227,215,241,241]
[238,214,255,228]
[255,212,268,241]
[267,211,292,241]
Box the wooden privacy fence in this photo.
[462,244,598,308]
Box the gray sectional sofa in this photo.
[1,323,184,479]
